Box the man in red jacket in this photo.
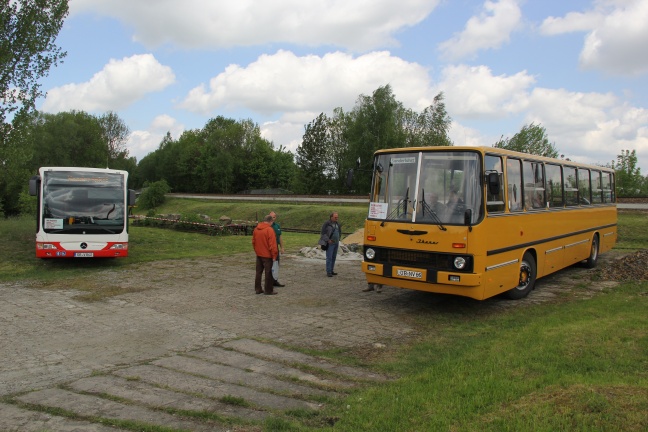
[252,214,279,295]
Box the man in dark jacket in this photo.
[319,211,341,277]
[252,215,279,295]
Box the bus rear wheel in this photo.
[584,234,599,269]
[505,252,536,300]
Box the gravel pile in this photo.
[595,250,648,282]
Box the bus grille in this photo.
[369,247,473,273]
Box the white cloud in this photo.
[438,0,522,61]
[514,87,648,167]
[126,114,185,162]
[70,0,439,51]
[179,50,434,117]
[261,119,305,154]
[540,0,648,76]
[42,54,175,113]
[438,64,536,118]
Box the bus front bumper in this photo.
[362,261,484,299]
[36,241,129,258]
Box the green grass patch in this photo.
[136,197,368,232]
[322,281,648,431]
[617,210,648,249]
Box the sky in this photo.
[37,0,648,173]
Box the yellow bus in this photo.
[360,146,617,300]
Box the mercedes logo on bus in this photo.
[80,242,88,249]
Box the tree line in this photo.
[2,0,646,217]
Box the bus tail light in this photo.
[109,243,128,250]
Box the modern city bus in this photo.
[28,167,136,258]
[358,146,617,300]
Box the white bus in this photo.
[29,167,136,258]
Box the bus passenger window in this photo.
[507,159,523,212]
[545,164,563,208]
[564,167,578,206]
[578,168,591,205]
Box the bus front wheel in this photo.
[584,234,599,269]
[505,252,536,300]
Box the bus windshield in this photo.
[42,170,126,234]
[369,151,482,225]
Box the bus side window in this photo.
[591,171,603,204]
[524,161,545,210]
[546,164,563,208]
[602,172,614,203]
[506,158,523,212]
[564,167,578,206]
[578,168,591,205]
[485,155,505,214]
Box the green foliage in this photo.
[494,122,559,158]
[98,111,130,163]
[18,189,37,216]
[295,113,333,194]
[138,180,170,209]
[614,149,647,196]
[133,116,295,193]
[0,0,68,131]
[1,0,68,217]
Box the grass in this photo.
[1,205,647,431]
[321,280,648,431]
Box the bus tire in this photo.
[505,252,536,300]
[584,234,599,269]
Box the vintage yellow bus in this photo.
[360,146,617,300]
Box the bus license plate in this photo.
[74,252,94,257]
[395,268,423,279]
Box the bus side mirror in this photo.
[29,176,40,196]
[487,172,500,195]
[128,189,136,206]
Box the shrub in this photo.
[138,180,170,209]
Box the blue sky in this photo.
[37,0,648,173]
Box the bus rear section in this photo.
[29,167,136,258]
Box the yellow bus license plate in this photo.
[394,268,424,280]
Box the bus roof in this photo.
[372,146,614,173]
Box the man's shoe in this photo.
[331,272,338,276]
[255,290,263,294]
[362,285,374,292]
[274,281,285,287]
[327,273,333,277]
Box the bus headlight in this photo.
[365,248,376,260]
[454,256,467,270]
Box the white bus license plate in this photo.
[74,252,94,257]
[396,269,423,279]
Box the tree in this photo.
[27,111,108,168]
[614,149,646,196]
[295,113,332,194]
[0,0,68,216]
[1,0,68,138]
[493,123,559,158]
[98,111,130,164]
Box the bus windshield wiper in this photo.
[420,189,446,230]
[381,187,411,226]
